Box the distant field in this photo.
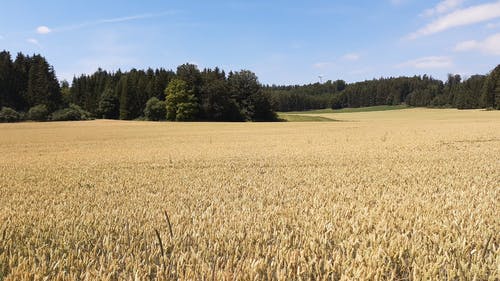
[278,113,336,122]
[0,109,499,280]
[284,105,409,115]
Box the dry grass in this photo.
[0,109,499,280]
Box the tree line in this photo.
[1,50,498,123]
[0,51,277,122]
[266,65,500,111]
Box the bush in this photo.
[144,97,167,121]
[51,104,93,121]
[0,107,21,123]
[28,104,49,121]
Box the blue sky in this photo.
[1,0,499,84]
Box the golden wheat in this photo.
[0,108,499,280]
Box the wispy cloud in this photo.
[409,1,500,39]
[397,56,453,68]
[341,53,360,61]
[43,11,177,34]
[313,52,361,69]
[455,33,500,55]
[313,62,334,69]
[486,22,500,29]
[36,26,51,34]
[349,67,372,75]
[421,0,464,17]
[26,38,40,46]
[0,35,4,40]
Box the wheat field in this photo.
[0,108,499,280]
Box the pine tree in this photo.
[118,76,130,120]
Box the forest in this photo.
[0,51,276,122]
[0,50,498,122]
[265,69,500,112]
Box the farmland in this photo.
[0,108,499,280]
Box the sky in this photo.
[0,0,499,85]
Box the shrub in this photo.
[0,107,21,123]
[28,104,49,121]
[144,97,167,121]
[51,104,93,121]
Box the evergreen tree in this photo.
[481,65,500,109]
[98,88,119,119]
[118,76,131,120]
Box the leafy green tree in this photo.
[175,101,199,121]
[165,79,199,121]
[228,70,266,120]
[51,104,92,121]
[0,107,21,122]
[27,104,49,121]
[60,80,71,106]
[144,97,166,121]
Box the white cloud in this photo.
[26,38,40,46]
[36,26,51,34]
[409,1,500,39]
[0,35,3,40]
[422,0,464,17]
[342,53,360,61]
[349,67,372,75]
[313,62,334,69]
[486,22,500,29]
[398,56,453,68]
[454,33,500,55]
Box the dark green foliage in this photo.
[68,64,276,122]
[406,84,440,107]
[26,55,61,112]
[144,97,166,121]
[1,50,495,123]
[455,75,485,109]
[266,70,499,112]
[200,67,232,121]
[0,51,61,112]
[264,80,346,112]
[228,70,275,121]
[176,64,202,97]
[118,75,131,120]
[50,104,92,121]
[98,88,119,119]
[250,91,277,121]
[27,104,49,121]
[481,65,500,109]
[0,107,21,122]
[0,51,14,109]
